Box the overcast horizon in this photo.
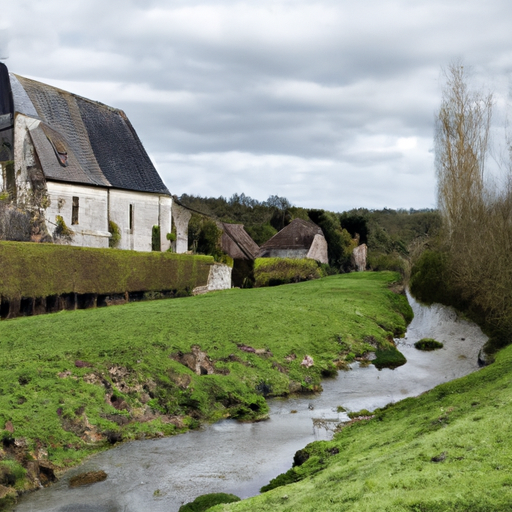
[2,1,512,212]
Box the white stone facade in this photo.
[109,189,172,252]
[45,182,110,248]
[43,184,173,251]
[8,114,174,252]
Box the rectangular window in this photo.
[71,196,79,225]
[129,204,134,232]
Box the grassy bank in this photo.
[0,272,409,501]
[212,338,512,511]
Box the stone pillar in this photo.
[171,203,192,254]
[159,196,173,252]
[352,243,367,272]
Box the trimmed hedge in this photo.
[254,257,324,287]
[0,241,214,299]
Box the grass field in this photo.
[211,331,512,511]
[0,271,410,498]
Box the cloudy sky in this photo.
[2,1,512,212]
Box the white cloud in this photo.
[4,0,512,210]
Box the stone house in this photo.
[0,63,175,252]
[258,218,328,264]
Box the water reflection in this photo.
[14,294,487,512]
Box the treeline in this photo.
[178,193,441,274]
[410,62,512,355]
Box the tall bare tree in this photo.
[433,62,512,338]
[435,62,493,237]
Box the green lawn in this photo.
[212,329,512,511]
[0,271,409,496]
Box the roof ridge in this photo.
[13,74,123,114]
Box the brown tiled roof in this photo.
[259,218,324,252]
[221,223,260,260]
[10,73,170,195]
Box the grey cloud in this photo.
[5,0,512,209]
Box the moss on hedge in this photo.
[254,257,324,287]
[0,241,213,299]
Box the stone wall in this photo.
[193,263,233,295]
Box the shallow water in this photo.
[14,293,487,512]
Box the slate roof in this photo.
[9,73,170,195]
[220,223,260,260]
[259,218,324,254]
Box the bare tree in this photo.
[435,62,493,237]
[434,62,512,336]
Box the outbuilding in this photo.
[258,218,328,264]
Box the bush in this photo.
[409,250,451,305]
[254,258,324,287]
[54,215,74,241]
[151,225,161,252]
[196,220,222,257]
[108,220,121,248]
[372,346,407,370]
[367,252,406,274]
[414,338,444,351]
[347,409,373,419]
[178,493,241,512]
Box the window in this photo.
[129,204,134,232]
[71,196,79,225]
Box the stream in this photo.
[14,293,488,512]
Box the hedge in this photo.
[0,241,214,299]
[254,257,324,287]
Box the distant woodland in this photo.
[178,193,441,274]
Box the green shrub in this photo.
[414,338,444,351]
[54,215,74,241]
[347,409,373,419]
[217,253,234,267]
[0,459,26,489]
[151,225,161,252]
[254,258,324,287]
[372,346,407,370]
[368,251,406,273]
[196,220,223,258]
[108,220,121,248]
[409,250,450,304]
[178,493,240,511]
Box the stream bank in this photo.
[13,293,487,512]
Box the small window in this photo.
[71,196,79,225]
[129,204,134,232]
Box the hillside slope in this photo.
[213,338,512,511]
[0,272,410,506]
